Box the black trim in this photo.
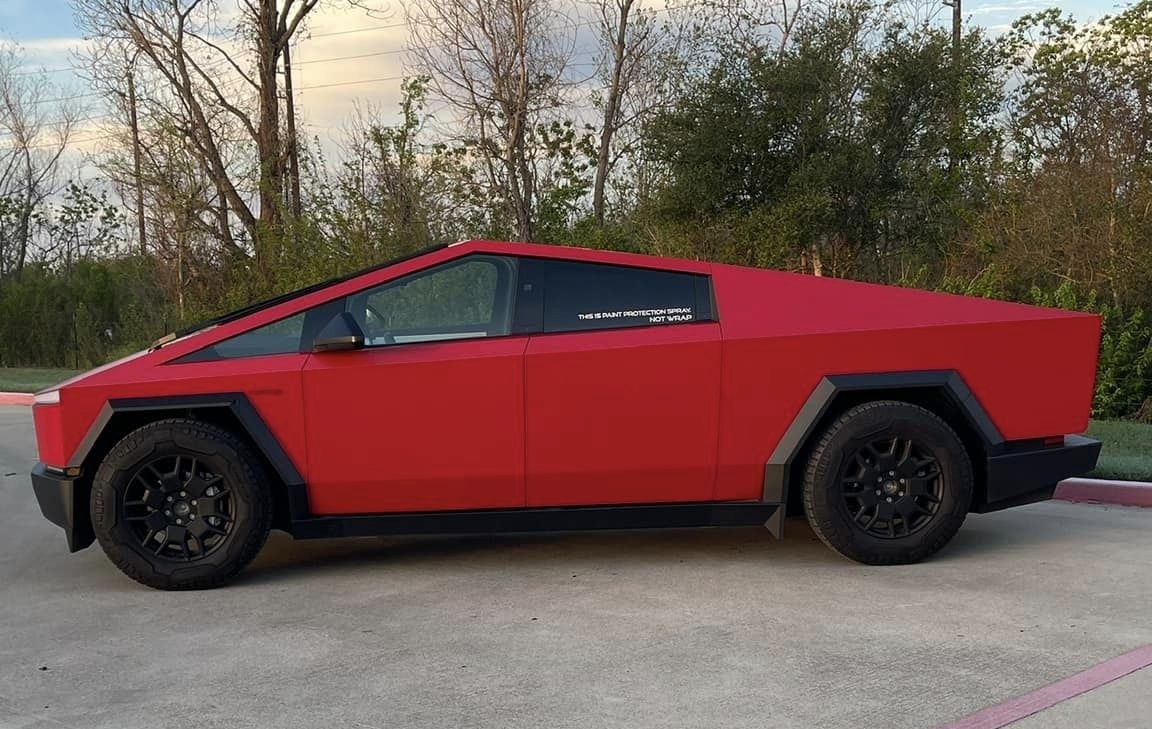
[31,463,94,552]
[762,371,1001,501]
[759,370,1101,528]
[760,370,1004,534]
[694,275,715,322]
[976,434,1101,512]
[291,502,779,540]
[71,393,310,520]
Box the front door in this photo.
[301,255,528,515]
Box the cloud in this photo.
[969,4,1045,17]
[292,5,411,140]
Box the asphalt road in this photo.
[1,405,1150,729]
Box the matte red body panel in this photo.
[524,324,721,506]
[710,265,1100,500]
[32,403,67,467]
[301,338,528,514]
[54,354,311,476]
[33,240,1101,518]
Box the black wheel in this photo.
[91,418,272,590]
[802,400,973,565]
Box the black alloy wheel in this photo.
[121,455,234,561]
[91,418,272,590]
[839,435,943,539]
[802,400,974,565]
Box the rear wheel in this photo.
[91,418,272,590]
[802,400,973,565]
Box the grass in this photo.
[0,367,83,393]
[1087,419,1152,482]
[1,365,1148,479]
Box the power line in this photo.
[8,2,694,141]
[298,74,405,91]
[309,22,407,38]
[294,48,405,65]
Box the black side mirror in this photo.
[312,312,366,353]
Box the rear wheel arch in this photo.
[764,371,1002,529]
[75,395,306,534]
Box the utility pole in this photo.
[951,0,961,63]
[283,41,302,220]
[127,66,147,255]
[943,0,962,172]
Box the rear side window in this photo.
[515,258,713,333]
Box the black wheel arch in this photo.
[763,371,1003,536]
[71,394,308,541]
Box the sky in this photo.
[0,0,1132,159]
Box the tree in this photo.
[590,0,666,226]
[0,45,78,277]
[75,0,329,294]
[405,0,579,240]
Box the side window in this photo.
[349,255,516,345]
[518,259,711,333]
[196,312,307,359]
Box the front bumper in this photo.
[974,434,1102,513]
[31,463,94,552]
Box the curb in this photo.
[0,392,33,406]
[1054,478,1152,508]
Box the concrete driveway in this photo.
[1,405,1150,729]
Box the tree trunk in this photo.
[256,0,284,286]
[593,0,633,227]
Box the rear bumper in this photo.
[974,435,1102,513]
[30,463,94,552]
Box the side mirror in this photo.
[312,312,366,353]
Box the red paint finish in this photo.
[32,403,66,467]
[31,239,1102,521]
[302,337,528,514]
[712,264,1100,501]
[57,354,311,478]
[524,324,722,506]
[935,645,1152,729]
[1056,479,1152,508]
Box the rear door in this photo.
[519,258,722,507]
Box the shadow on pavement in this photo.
[236,508,1086,587]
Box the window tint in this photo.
[518,259,710,333]
[349,255,515,345]
[203,312,307,359]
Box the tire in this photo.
[802,400,973,565]
[90,418,273,590]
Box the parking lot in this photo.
[1,405,1150,729]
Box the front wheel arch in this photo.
[77,397,305,534]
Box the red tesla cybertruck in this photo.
[30,241,1102,589]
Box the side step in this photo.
[290,501,781,540]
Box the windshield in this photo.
[154,244,449,348]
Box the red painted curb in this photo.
[0,392,33,406]
[935,645,1152,729]
[1055,478,1152,508]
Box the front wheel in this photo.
[802,400,973,565]
[91,418,272,590]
